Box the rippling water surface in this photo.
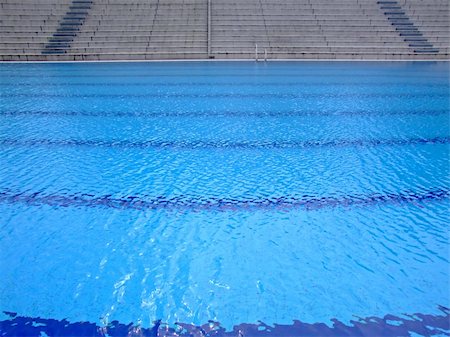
[0,61,449,336]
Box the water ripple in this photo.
[1,93,447,99]
[0,136,447,150]
[0,109,448,118]
[1,307,449,337]
[0,188,447,212]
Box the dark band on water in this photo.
[1,306,449,337]
[0,136,448,150]
[0,109,448,118]
[0,188,447,212]
[1,93,447,99]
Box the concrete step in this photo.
[0,0,447,61]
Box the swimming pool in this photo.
[0,61,449,337]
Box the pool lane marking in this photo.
[0,93,447,99]
[1,73,447,79]
[0,136,448,150]
[0,109,448,117]
[0,188,448,212]
[1,82,449,87]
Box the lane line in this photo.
[0,93,448,99]
[0,136,448,150]
[0,109,448,118]
[1,82,448,87]
[0,188,448,212]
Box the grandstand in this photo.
[0,0,448,61]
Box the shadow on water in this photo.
[0,306,449,337]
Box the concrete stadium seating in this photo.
[0,0,448,60]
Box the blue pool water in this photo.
[0,61,449,337]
